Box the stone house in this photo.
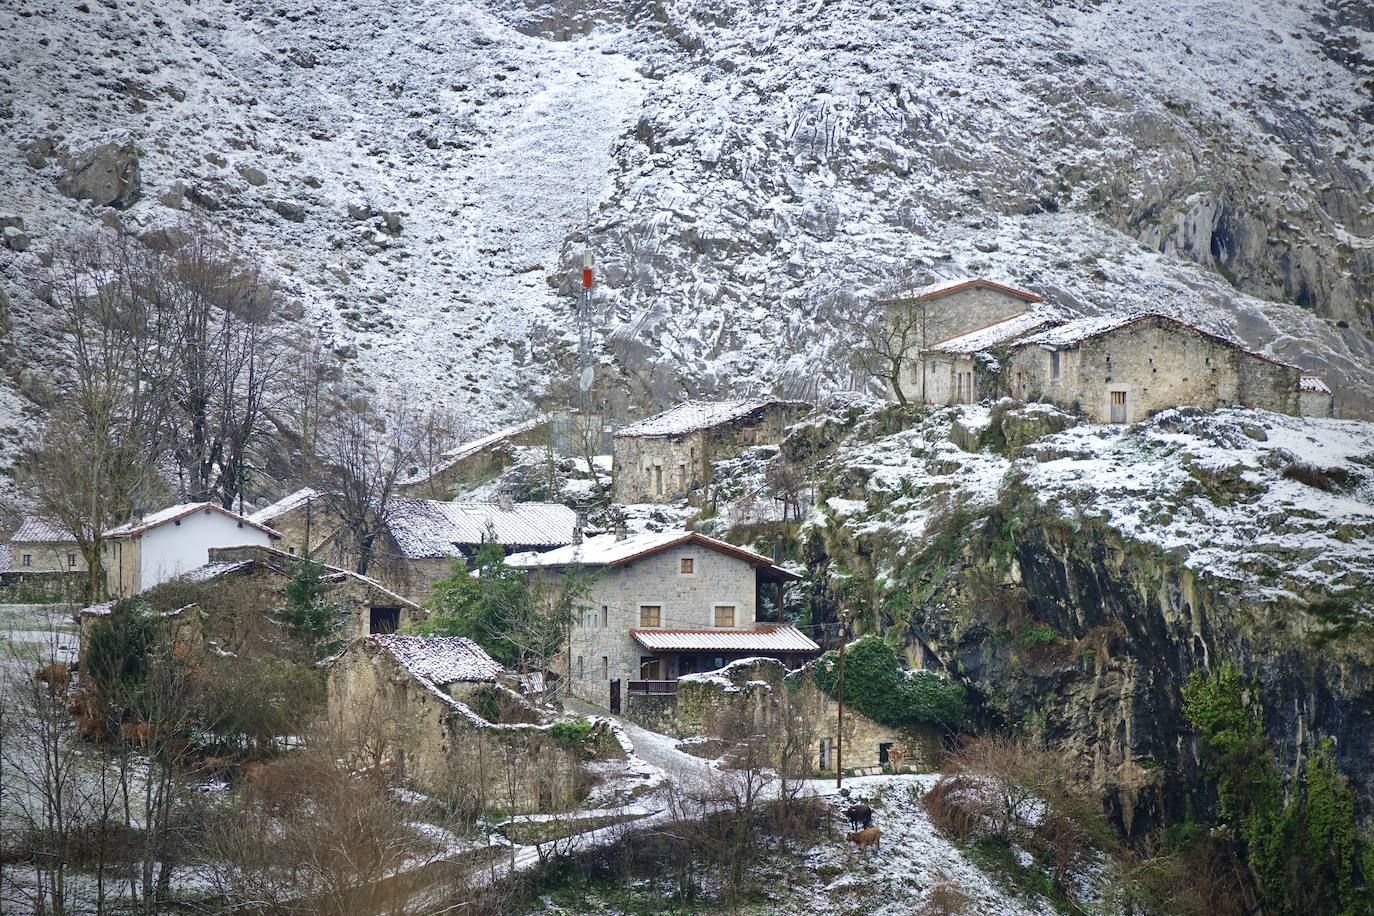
[375,497,579,602]
[611,399,812,504]
[1006,313,1315,423]
[247,487,345,559]
[326,634,620,813]
[506,529,813,710]
[78,543,428,653]
[6,516,84,573]
[884,278,1044,402]
[920,311,1058,405]
[102,502,281,598]
[671,658,940,776]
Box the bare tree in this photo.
[26,231,171,602]
[312,394,424,576]
[851,297,926,405]
[150,227,288,509]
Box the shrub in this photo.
[273,557,344,660]
[84,599,163,703]
[550,717,594,750]
[812,635,966,729]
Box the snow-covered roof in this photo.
[506,530,800,579]
[1014,312,1294,368]
[104,502,282,539]
[1299,375,1332,394]
[249,487,320,524]
[443,417,545,460]
[0,544,11,572]
[926,312,1058,356]
[10,516,75,543]
[369,634,504,685]
[631,624,819,653]
[385,498,578,558]
[615,399,807,438]
[890,277,1043,304]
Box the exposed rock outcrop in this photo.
[56,136,141,209]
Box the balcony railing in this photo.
[627,679,678,696]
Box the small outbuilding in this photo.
[611,399,811,504]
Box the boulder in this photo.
[237,164,267,186]
[266,198,305,222]
[380,210,402,235]
[57,136,141,208]
[3,226,30,252]
[22,137,54,169]
[159,180,186,210]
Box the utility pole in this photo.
[578,245,594,417]
[835,616,847,789]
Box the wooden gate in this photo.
[1110,390,1127,423]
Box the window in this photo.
[654,465,663,496]
[601,605,608,627]
[640,656,662,679]
[713,605,736,627]
[600,656,608,680]
[639,605,662,628]
[742,426,758,444]
[22,554,32,567]
[1050,350,1061,381]
[369,607,400,634]
[577,656,585,678]
[288,546,296,555]
[680,557,694,575]
[68,553,77,567]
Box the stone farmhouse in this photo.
[506,529,815,711]
[327,634,622,812]
[920,311,1057,405]
[611,399,812,504]
[102,502,282,598]
[1005,313,1327,423]
[5,515,83,573]
[79,543,427,658]
[375,497,579,601]
[886,277,1045,402]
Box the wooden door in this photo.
[1110,390,1127,423]
[610,679,621,714]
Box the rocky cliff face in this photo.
[798,402,1374,836]
[1,0,1371,460]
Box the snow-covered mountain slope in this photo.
[0,0,1370,454]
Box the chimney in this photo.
[498,492,513,512]
[572,513,585,545]
[612,510,627,542]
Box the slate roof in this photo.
[615,399,808,438]
[926,312,1058,355]
[630,624,819,653]
[399,417,546,487]
[249,487,320,524]
[506,530,800,580]
[890,277,1043,304]
[10,516,75,543]
[105,502,281,539]
[385,499,578,558]
[369,634,504,685]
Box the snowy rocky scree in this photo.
[1,0,1372,474]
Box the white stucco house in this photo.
[507,529,815,710]
[102,502,281,598]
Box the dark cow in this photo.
[845,803,873,831]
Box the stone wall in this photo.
[9,540,84,573]
[0,570,83,603]
[555,541,760,705]
[623,692,677,734]
[327,640,609,814]
[611,401,811,504]
[1008,318,1301,423]
[673,657,940,775]
[1299,388,1334,418]
[261,500,346,561]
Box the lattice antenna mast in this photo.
[578,245,594,415]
